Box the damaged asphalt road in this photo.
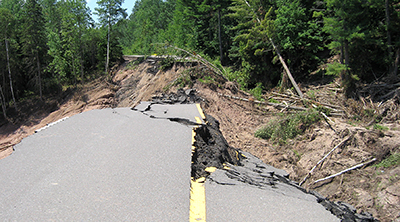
[0,88,376,221]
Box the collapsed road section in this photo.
[190,113,373,221]
[138,89,377,221]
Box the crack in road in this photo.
[131,102,202,126]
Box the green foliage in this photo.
[224,67,250,89]
[373,124,389,131]
[274,0,325,76]
[293,149,302,159]
[374,152,400,168]
[315,105,332,116]
[119,0,173,54]
[198,76,219,87]
[249,82,263,101]
[20,0,48,98]
[326,62,347,77]
[45,0,93,84]
[125,61,138,70]
[160,56,176,71]
[95,0,127,27]
[228,1,279,87]
[269,98,279,103]
[0,0,398,114]
[174,71,193,88]
[255,109,321,144]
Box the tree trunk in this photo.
[340,42,344,64]
[218,9,223,64]
[5,39,17,110]
[270,38,304,98]
[35,50,42,100]
[394,47,399,76]
[386,0,395,76]
[344,39,350,67]
[0,84,7,119]
[106,19,110,75]
[280,70,289,92]
[386,0,392,56]
[72,53,76,85]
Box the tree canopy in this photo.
[0,0,399,117]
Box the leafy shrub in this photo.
[249,83,264,101]
[255,109,321,144]
[224,67,250,89]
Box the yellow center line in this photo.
[190,112,206,222]
[190,177,206,222]
[196,103,206,121]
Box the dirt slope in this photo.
[1,57,399,221]
[198,80,400,222]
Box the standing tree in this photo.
[46,0,92,84]
[95,0,127,74]
[20,0,47,100]
[0,8,17,110]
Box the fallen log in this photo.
[299,136,351,186]
[218,93,307,111]
[313,158,377,184]
[271,92,344,112]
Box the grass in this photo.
[373,124,389,131]
[174,72,193,88]
[374,152,400,168]
[198,76,217,85]
[269,98,279,103]
[125,61,139,70]
[293,150,302,159]
[255,109,322,144]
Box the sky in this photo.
[86,0,136,22]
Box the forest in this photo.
[0,0,399,117]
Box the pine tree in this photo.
[0,8,17,110]
[95,0,127,74]
[20,0,47,100]
[47,0,91,84]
